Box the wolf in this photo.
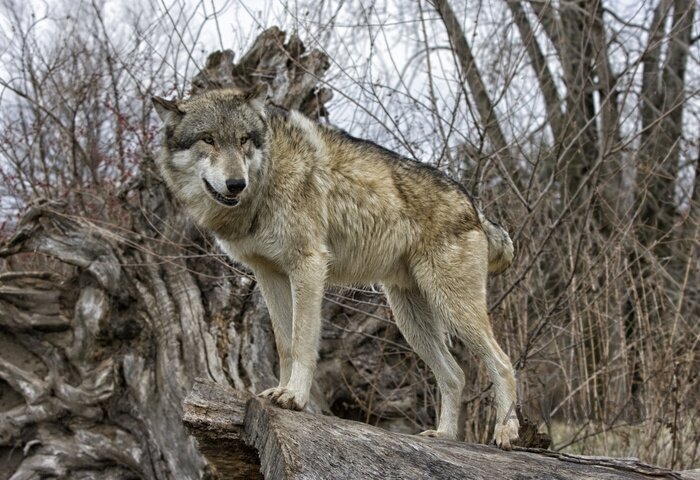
[152,85,520,449]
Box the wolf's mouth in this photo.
[203,178,239,207]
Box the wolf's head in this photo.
[152,85,269,212]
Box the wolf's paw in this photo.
[418,429,456,440]
[493,417,519,450]
[258,386,307,411]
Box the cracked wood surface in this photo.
[183,379,689,480]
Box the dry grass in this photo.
[550,420,700,470]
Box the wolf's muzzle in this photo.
[203,178,242,207]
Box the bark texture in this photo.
[184,378,689,480]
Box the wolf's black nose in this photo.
[225,178,246,196]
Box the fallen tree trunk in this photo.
[183,379,689,480]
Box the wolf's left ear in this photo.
[244,83,270,110]
[152,96,184,124]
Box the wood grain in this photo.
[184,378,689,480]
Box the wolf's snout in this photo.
[225,178,246,196]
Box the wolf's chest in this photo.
[215,235,274,268]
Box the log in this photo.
[183,379,689,480]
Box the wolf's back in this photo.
[478,212,514,275]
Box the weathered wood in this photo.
[183,379,689,480]
[190,27,331,119]
[183,382,261,480]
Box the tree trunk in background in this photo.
[626,0,695,417]
[527,0,602,200]
[0,28,408,479]
[432,0,517,198]
[509,0,620,420]
[638,0,695,259]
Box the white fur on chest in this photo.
[215,236,256,264]
[214,232,286,273]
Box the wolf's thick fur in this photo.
[152,87,519,449]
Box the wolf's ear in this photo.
[151,96,184,124]
[244,83,270,108]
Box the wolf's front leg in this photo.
[254,267,293,387]
[258,253,326,410]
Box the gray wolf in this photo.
[152,86,520,449]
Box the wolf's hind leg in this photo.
[415,231,519,450]
[254,267,293,387]
[385,286,465,440]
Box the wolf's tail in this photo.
[478,211,514,275]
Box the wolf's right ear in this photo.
[152,96,184,124]
[244,83,270,108]
[243,84,269,122]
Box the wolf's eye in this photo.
[240,135,248,146]
[202,135,215,145]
